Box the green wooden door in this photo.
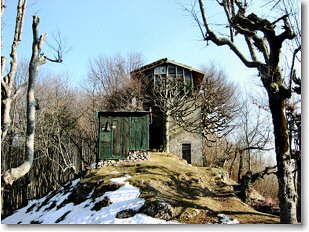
[112,117,127,159]
[130,116,148,150]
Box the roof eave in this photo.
[131,58,204,76]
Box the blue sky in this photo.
[1,0,294,91]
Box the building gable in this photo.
[131,58,204,91]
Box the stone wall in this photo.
[97,151,150,167]
[168,108,204,166]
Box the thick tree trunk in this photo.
[2,15,41,186]
[1,98,12,141]
[296,158,301,222]
[268,95,297,224]
[296,118,301,222]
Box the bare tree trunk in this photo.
[296,120,301,222]
[2,16,45,185]
[237,151,244,182]
[268,95,297,223]
[1,98,12,141]
[229,149,238,178]
[296,157,301,222]
[247,150,252,172]
[1,0,27,142]
[165,111,171,153]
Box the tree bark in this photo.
[1,98,12,141]
[2,15,43,185]
[1,0,27,142]
[296,157,301,222]
[268,92,297,223]
[229,149,238,177]
[165,111,171,153]
[237,151,244,182]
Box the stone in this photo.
[138,200,174,220]
[96,151,150,168]
[116,209,137,219]
[91,196,111,211]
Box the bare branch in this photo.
[271,13,289,25]
[245,36,257,62]
[38,33,47,50]
[251,165,278,183]
[221,0,234,42]
[197,0,262,68]
[1,55,6,76]
[11,81,28,100]
[289,45,301,92]
[46,30,72,63]
[17,0,27,41]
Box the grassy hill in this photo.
[84,152,279,224]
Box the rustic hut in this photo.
[96,111,150,161]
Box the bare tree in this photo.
[235,99,273,182]
[190,0,300,223]
[87,53,145,111]
[1,0,27,142]
[2,1,63,185]
[35,75,81,174]
[150,64,239,153]
[150,72,197,152]
[198,65,239,142]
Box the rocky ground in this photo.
[2,152,280,224]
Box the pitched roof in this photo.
[130,58,204,75]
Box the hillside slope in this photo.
[78,152,279,224]
[2,152,279,224]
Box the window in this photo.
[154,66,167,75]
[168,65,176,76]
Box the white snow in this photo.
[217,213,240,224]
[90,163,97,169]
[1,174,178,224]
[2,174,239,225]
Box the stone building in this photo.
[131,58,204,165]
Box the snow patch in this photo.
[217,213,239,224]
[2,175,178,224]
